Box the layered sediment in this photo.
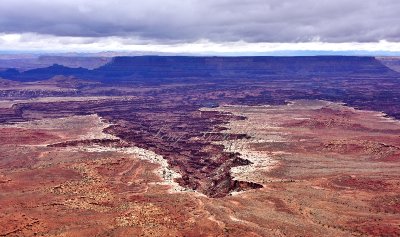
[1,56,400,236]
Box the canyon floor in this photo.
[0,97,399,237]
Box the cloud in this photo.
[1,33,400,55]
[0,0,399,44]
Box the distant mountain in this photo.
[24,64,90,78]
[0,55,110,71]
[37,56,110,70]
[0,56,398,83]
[0,64,90,82]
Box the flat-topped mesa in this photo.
[1,56,398,83]
[94,56,399,81]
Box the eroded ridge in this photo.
[0,114,223,236]
[204,100,400,236]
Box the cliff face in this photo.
[95,56,398,80]
[377,57,400,73]
[1,56,398,82]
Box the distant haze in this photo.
[0,0,399,54]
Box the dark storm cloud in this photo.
[0,0,399,43]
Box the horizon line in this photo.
[1,50,400,57]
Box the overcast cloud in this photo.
[1,0,400,43]
[0,0,399,53]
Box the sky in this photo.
[0,0,400,55]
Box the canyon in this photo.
[0,56,399,236]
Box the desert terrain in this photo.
[0,56,399,236]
